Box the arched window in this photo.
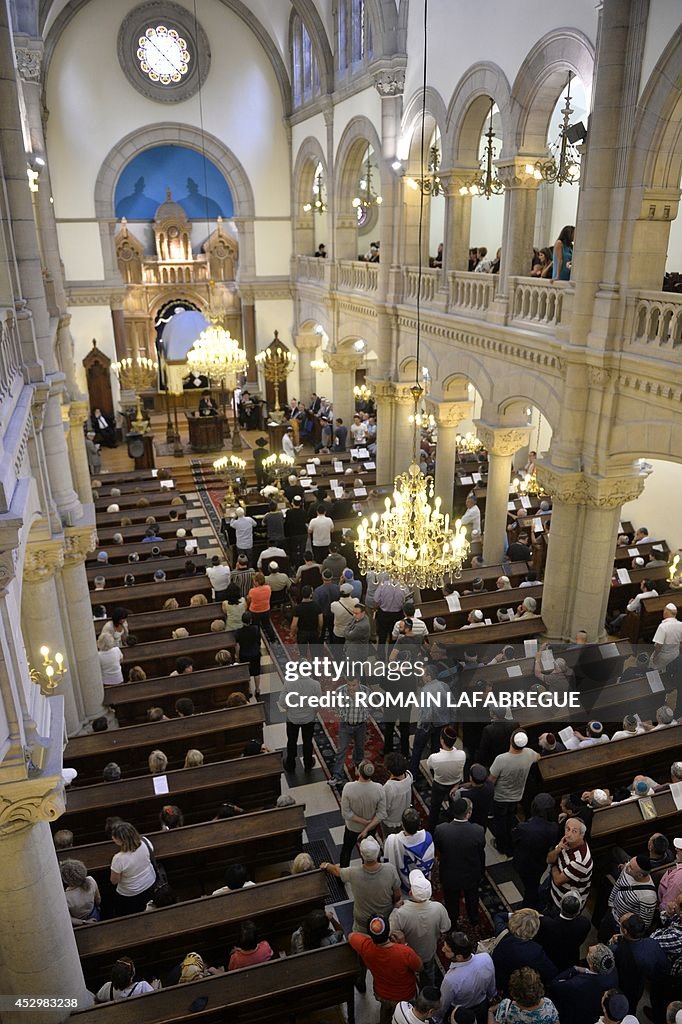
[336,0,373,78]
[291,13,320,108]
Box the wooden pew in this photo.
[94,491,182,511]
[87,554,207,586]
[75,871,330,991]
[590,790,682,864]
[64,704,264,783]
[59,804,305,899]
[620,591,682,642]
[95,602,225,643]
[537,725,682,799]
[96,504,187,527]
[434,616,547,649]
[96,521,193,544]
[87,539,181,565]
[607,565,671,612]
[58,751,283,842]
[107,664,250,725]
[613,539,670,567]
[120,631,237,677]
[417,584,544,629]
[71,944,357,1024]
[89,576,211,613]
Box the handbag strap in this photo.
[140,836,158,873]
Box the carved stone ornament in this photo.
[476,424,531,457]
[29,382,51,434]
[23,541,65,584]
[587,366,612,387]
[63,528,98,566]
[373,70,405,97]
[326,352,364,373]
[15,47,42,83]
[0,781,65,836]
[535,466,645,509]
[433,402,471,429]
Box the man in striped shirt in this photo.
[547,817,593,911]
[602,856,658,937]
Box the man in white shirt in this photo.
[350,415,368,444]
[308,507,334,561]
[389,870,451,988]
[392,989,441,1024]
[256,544,287,569]
[652,604,682,669]
[608,579,659,634]
[460,496,481,537]
[563,721,611,750]
[593,989,640,1024]
[282,426,302,458]
[206,556,231,600]
[229,508,258,562]
[426,726,466,834]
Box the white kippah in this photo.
[473,609,483,622]
[666,603,678,612]
[513,731,529,748]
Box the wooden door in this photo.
[82,341,113,417]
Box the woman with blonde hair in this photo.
[127,665,146,682]
[210,619,226,633]
[61,859,101,925]
[172,627,189,640]
[148,749,168,775]
[215,649,234,666]
[135,497,150,508]
[170,496,184,507]
[120,516,132,527]
[97,632,123,686]
[291,853,315,874]
[109,821,157,916]
[492,908,557,994]
[184,749,204,769]
[494,967,559,1023]
[163,597,179,611]
[190,593,208,607]
[144,515,157,526]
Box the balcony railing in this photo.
[626,290,682,352]
[296,255,328,285]
[447,270,498,318]
[336,260,379,294]
[401,267,440,306]
[508,277,569,331]
[143,260,208,286]
[0,308,23,402]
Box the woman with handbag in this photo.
[109,821,157,916]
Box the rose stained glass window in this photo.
[137,25,190,85]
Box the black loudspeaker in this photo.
[126,432,145,460]
[565,121,587,145]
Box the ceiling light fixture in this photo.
[459,101,504,199]
[527,72,582,187]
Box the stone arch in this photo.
[335,115,384,209]
[630,27,682,192]
[494,372,561,431]
[94,124,256,276]
[368,0,407,56]
[444,62,512,166]
[510,29,595,156]
[401,87,448,167]
[42,0,293,113]
[610,418,682,465]
[292,136,329,212]
[438,351,494,406]
[290,0,334,94]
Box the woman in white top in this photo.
[97,633,123,686]
[222,586,247,630]
[95,957,157,1002]
[110,821,157,916]
[61,859,101,925]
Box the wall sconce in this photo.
[30,646,66,694]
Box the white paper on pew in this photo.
[653,544,664,552]
[160,479,174,489]
[618,522,624,533]
[484,618,492,626]
[533,518,544,533]
[185,540,198,554]
[634,713,643,727]
[364,462,376,470]
[153,775,169,795]
[647,670,664,693]
[671,782,682,811]
[507,608,514,620]
[506,665,523,678]
[472,473,482,483]
[300,478,313,488]
[334,461,343,472]
[617,568,631,584]
[352,503,362,512]
[507,502,516,511]
[558,726,575,745]
[541,649,555,671]
[357,449,369,459]
[413,607,423,618]
[445,593,461,612]
[599,643,619,659]
[350,448,360,458]
[628,548,639,557]
[330,479,338,486]
[460,476,474,485]
[521,496,532,509]
[524,639,538,657]
[306,464,316,475]
[354,487,367,497]
[151,469,158,478]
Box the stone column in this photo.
[240,292,257,383]
[476,422,531,565]
[61,523,102,720]
[391,382,420,478]
[294,329,320,407]
[22,541,83,735]
[372,381,394,487]
[537,465,645,641]
[66,400,93,505]
[488,159,542,322]
[111,304,128,360]
[432,400,472,520]
[326,351,363,430]
[0,803,89,1022]
[441,170,479,274]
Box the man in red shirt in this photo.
[349,915,422,1024]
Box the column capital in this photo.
[326,351,364,373]
[431,401,471,429]
[496,158,545,189]
[15,43,43,84]
[372,60,406,97]
[535,464,646,509]
[0,513,23,591]
[440,167,483,193]
[63,526,97,566]
[0,778,65,837]
[23,540,64,584]
[29,381,51,433]
[294,332,320,352]
[475,421,531,456]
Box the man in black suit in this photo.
[476,708,517,767]
[434,797,485,928]
[309,393,322,415]
[198,390,217,416]
[90,408,117,447]
[507,532,533,563]
[537,890,592,971]
[547,943,618,1024]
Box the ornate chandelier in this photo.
[456,431,483,454]
[353,383,373,400]
[187,323,248,381]
[459,102,504,200]
[352,151,383,211]
[512,472,547,499]
[311,358,330,372]
[303,171,328,215]
[356,385,470,588]
[527,73,582,187]
[406,144,443,197]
